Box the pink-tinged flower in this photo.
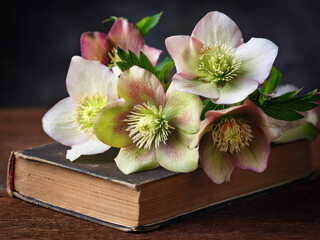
[42,56,119,161]
[165,11,278,104]
[93,66,203,174]
[192,100,280,184]
[81,18,162,71]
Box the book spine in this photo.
[6,152,16,197]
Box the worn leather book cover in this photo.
[7,141,314,232]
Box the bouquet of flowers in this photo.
[42,11,320,184]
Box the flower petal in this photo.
[108,18,143,54]
[163,84,203,134]
[117,66,166,106]
[80,32,113,66]
[66,56,118,102]
[191,11,243,48]
[231,124,270,172]
[199,132,234,184]
[156,130,199,173]
[172,73,220,99]
[273,122,320,144]
[141,44,162,66]
[93,101,133,148]
[236,38,278,84]
[165,36,203,79]
[212,78,259,105]
[115,145,159,174]
[66,136,111,161]
[42,97,90,146]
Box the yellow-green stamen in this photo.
[125,102,175,149]
[197,42,242,86]
[212,117,253,153]
[107,47,121,67]
[75,94,108,134]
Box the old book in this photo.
[7,140,314,232]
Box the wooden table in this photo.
[1,108,320,239]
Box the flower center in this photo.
[212,117,253,153]
[75,94,108,134]
[197,42,242,86]
[107,47,121,67]
[125,102,175,149]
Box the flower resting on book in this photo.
[42,56,119,161]
[191,100,280,184]
[81,18,162,76]
[165,11,278,104]
[41,11,320,184]
[93,66,203,174]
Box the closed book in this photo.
[7,140,314,232]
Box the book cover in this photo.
[7,141,315,232]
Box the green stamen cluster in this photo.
[107,47,121,67]
[197,42,242,86]
[76,94,108,134]
[212,117,253,153]
[125,102,175,149]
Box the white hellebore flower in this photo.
[165,11,279,104]
[42,56,119,161]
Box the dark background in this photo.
[1,0,320,107]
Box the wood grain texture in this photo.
[0,108,320,239]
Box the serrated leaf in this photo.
[253,89,320,121]
[264,67,282,94]
[156,57,173,72]
[158,61,174,91]
[128,50,140,65]
[139,51,157,76]
[136,12,163,37]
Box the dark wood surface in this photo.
[1,108,320,239]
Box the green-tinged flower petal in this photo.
[156,130,199,173]
[94,101,133,148]
[66,135,111,161]
[115,144,159,174]
[231,124,270,172]
[273,122,320,144]
[172,73,220,99]
[42,97,90,146]
[199,132,234,184]
[117,66,166,106]
[163,84,203,134]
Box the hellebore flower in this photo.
[165,11,278,104]
[192,100,279,184]
[93,66,203,174]
[81,18,162,73]
[42,56,119,161]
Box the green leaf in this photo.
[139,52,158,76]
[115,47,171,90]
[136,12,163,37]
[158,61,175,91]
[156,57,173,72]
[201,99,228,120]
[250,89,320,121]
[264,67,282,94]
